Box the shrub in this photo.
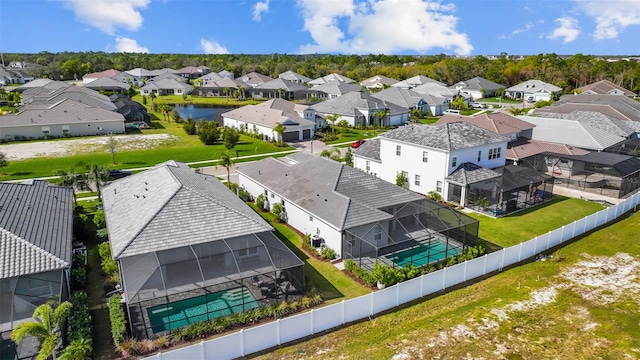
[271,202,283,221]
[344,259,375,287]
[183,118,197,135]
[372,262,395,287]
[67,292,92,345]
[197,122,220,145]
[98,242,118,276]
[93,210,105,229]
[427,191,442,202]
[255,194,265,211]
[403,264,421,280]
[71,267,87,290]
[109,294,127,348]
[320,247,337,260]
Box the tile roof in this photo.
[83,77,131,90]
[372,87,447,109]
[309,82,363,96]
[360,75,399,88]
[353,138,381,161]
[446,162,501,185]
[278,71,312,84]
[380,122,509,151]
[506,138,590,160]
[83,69,122,79]
[0,181,74,278]
[240,72,274,86]
[436,112,535,135]
[310,91,408,117]
[411,82,460,98]
[507,79,562,93]
[238,155,422,230]
[140,78,193,91]
[253,78,309,91]
[103,161,273,259]
[392,75,445,89]
[577,80,636,97]
[450,76,504,92]
[2,98,124,127]
[309,73,355,86]
[540,110,636,137]
[542,94,640,122]
[222,98,315,129]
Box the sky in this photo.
[0,0,639,56]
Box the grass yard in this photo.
[322,127,384,145]
[467,196,605,248]
[252,210,640,360]
[480,96,523,104]
[132,94,262,107]
[416,117,439,125]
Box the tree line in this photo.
[4,52,640,94]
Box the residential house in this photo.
[239,72,273,88]
[576,79,637,98]
[110,71,143,87]
[352,122,513,209]
[0,99,125,140]
[197,72,223,86]
[21,85,117,111]
[191,77,244,97]
[222,98,316,142]
[310,91,409,128]
[308,73,355,87]
[0,181,74,360]
[248,78,311,100]
[278,71,312,84]
[450,76,505,100]
[535,94,640,123]
[146,72,189,84]
[83,77,131,94]
[360,75,399,90]
[126,68,178,80]
[218,70,235,79]
[411,82,464,103]
[305,82,363,100]
[238,153,479,270]
[11,79,67,93]
[176,65,210,79]
[391,75,445,89]
[82,69,122,83]
[372,87,449,116]
[506,80,562,102]
[436,112,535,142]
[102,161,304,339]
[139,78,193,96]
[109,94,151,129]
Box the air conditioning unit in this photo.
[310,234,323,248]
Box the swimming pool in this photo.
[147,287,258,333]
[385,239,462,267]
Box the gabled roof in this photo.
[278,71,312,84]
[543,94,640,122]
[507,79,562,93]
[540,110,636,137]
[436,112,535,135]
[237,155,422,230]
[353,138,381,161]
[22,85,117,111]
[0,181,74,278]
[518,115,626,151]
[577,80,636,97]
[450,76,504,92]
[446,162,501,185]
[360,75,399,88]
[372,87,446,109]
[309,82,363,96]
[392,75,445,89]
[12,79,66,92]
[83,69,122,80]
[199,77,243,89]
[380,122,509,151]
[177,66,209,75]
[411,82,460,98]
[2,98,125,127]
[83,77,131,90]
[310,91,408,117]
[506,138,590,160]
[253,78,309,92]
[140,78,193,91]
[222,98,315,129]
[240,72,273,86]
[199,72,223,82]
[308,73,355,86]
[147,72,188,83]
[103,161,273,259]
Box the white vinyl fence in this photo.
[146,193,640,360]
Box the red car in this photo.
[351,139,366,148]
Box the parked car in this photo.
[109,169,133,180]
[471,102,486,109]
[351,139,366,148]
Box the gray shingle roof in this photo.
[541,110,635,137]
[507,79,562,93]
[577,80,636,97]
[360,75,399,88]
[83,77,131,90]
[309,73,355,86]
[0,181,74,278]
[372,87,444,109]
[548,94,640,122]
[22,86,117,111]
[103,161,273,259]
[450,76,504,92]
[380,123,509,151]
[222,98,315,129]
[310,91,407,117]
[309,82,363,96]
[2,99,125,127]
[392,75,445,89]
[352,138,381,161]
[238,156,422,230]
[278,71,312,84]
[140,78,193,91]
[253,78,309,91]
[446,162,501,185]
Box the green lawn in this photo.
[253,209,640,360]
[132,94,262,107]
[467,196,605,248]
[323,127,384,145]
[480,96,522,104]
[417,117,439,125]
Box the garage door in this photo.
[282,131,299,142]
[302,129,311,139]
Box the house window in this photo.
[477,150,482,162]
[415,174,421,186]
[374,225,382,241]
[396,145,401,156]
[41,126,50,136]
[271,193,275,198]
[365,161,370,172]
[309,215,314,222]
[422,151,428,163]
[436,181,442,193]
[488,147,502,160]
[451,156,457,168]
[62,125,70,135]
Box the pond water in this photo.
[170,104,237,125]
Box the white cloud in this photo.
[512,22,533,35]
[574,0,640,40]
[114,37,149,53]
[296,0,473,55]
[547,17,580,43]
[253,0,270,21]
[63,0,150,35]
[200,39,230,54]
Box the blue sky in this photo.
[1,0,639,55]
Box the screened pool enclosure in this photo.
[342,199,479,272]
[121,231,304,339]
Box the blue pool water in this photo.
[385,240,462,267]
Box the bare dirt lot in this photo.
[0,134,175,160]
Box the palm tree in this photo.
[54,166,89,203]
[372,108,389,130]
[217,150,236,188]
[273,122,286,145]
[11,302,73,360]
[324,113,340,133]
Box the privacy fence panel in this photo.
[279,311,312,344]
[398,277,422,304]
[584,212,598,233]
[421,269,445,296]
[464,256,485,281]
[312,303,343,333]
[343,294,372,323]
[503,245,521,266]
[536,233,550,253]
[561,222,576,242]
[372,285,398,314]
[573,218,587,238]
[206,332,243,360]
[244,323,279,355]
[520,238,538,260]
[443,263,466,288]
[595,210,608,228]
[547,228,564,248]
[484,250,504,273]
[154,343,203,360]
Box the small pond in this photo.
[170,104,238,125]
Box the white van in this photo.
[444,109,460,114]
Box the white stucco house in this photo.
[238,153,479,268]
[450,76,505,100]
[371,87,449,116]
[506,80,562,102]
[139,78,193,96]
[222,98,315,142]
[352,122,509,206]
[310,91,409,128]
